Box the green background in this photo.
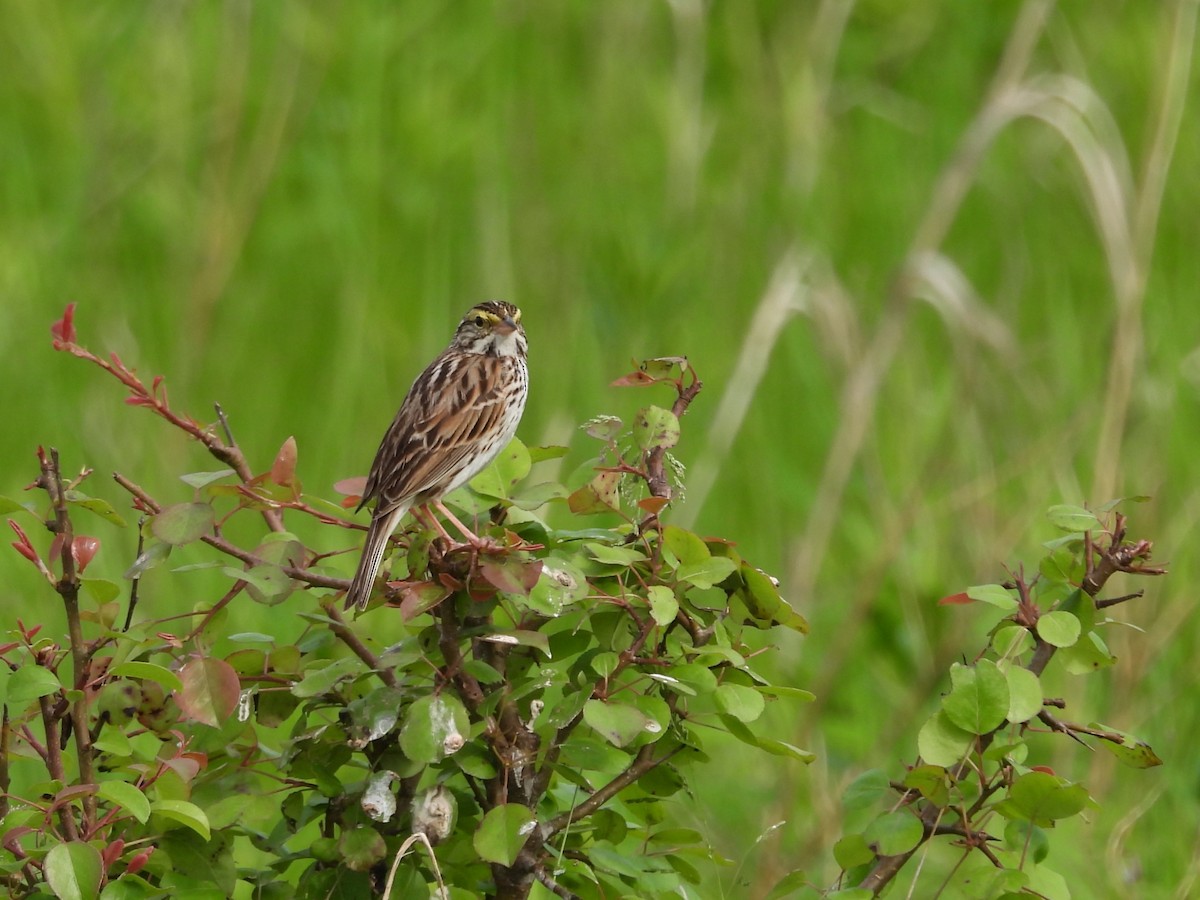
[3,2,1197,896]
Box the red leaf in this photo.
[478,558,544,596]
[101,839,125,869]
[638,497,670,515]
[334,476,367,497]
[8,519,38,563]
[270,436,298,487]
[72,536,100,573]
[938,592,974,606]
[50,303,77,346]
[175,657,241,727]
[1030,765,1056,775]
[126,846,155,876]
[610,370,657,387]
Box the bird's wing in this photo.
[362,350,515,515]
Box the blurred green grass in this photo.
[3,1,1198,896]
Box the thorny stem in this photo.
[38,694,76,841]
[40,448,97,830]
[54,334,284,532]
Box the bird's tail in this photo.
[345,504,409,611]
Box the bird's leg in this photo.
[431,500,496,548]
[411,504,456,544]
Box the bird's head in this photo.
[454,301,527,358]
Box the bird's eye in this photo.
[474,316,485,327]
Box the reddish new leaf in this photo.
[125,846,155,876]
[638,497,670,515]
[938,592,973,606]
[8,519,38,564]
[334,476,367,508]
[72,536,100,573]
[50,302,77,346]
[478,558,544,596]
[175,657,241,727]
[270,436,299,487]
[610,369,657,387]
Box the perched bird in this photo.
[345,301,529,610]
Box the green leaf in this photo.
[917,710,974,767]
[1002,771,1091,824]
[764,869,812,900]
[152,799,211,840]
[1037,610,1081,648]
[1004,820,1050,864]
[966,583,1017,610]
[647,585,678,626]
[676,556,737,589]
[714,683,766,723]
[223,563,294,606]
[590,652,620,678]
[719,714,814,762]
[568,471,622,514]
[339,826,386,872]
[109,661,183,693]
[581,416,623,441]
[832,833,873,870]
[470,437,532,499]
[633,405,680,450]
[903,765,949,806]
[583,699,650,747]
[176,657,240,728]
[1060,631,1116,674]
[399,694,470,763]
[5,665,62,706]
[44,841,103,900]
[527,558,589,615]
[664,663,718,695]
[942,660,1009,735]
[527,444,570,462]
[158,830,235,895]
[842,769,890,814]
[64,490,128,527]
[509,481,569,510]
[1004,665,1043,723]
[585,542,647,566]
[1046,504,1100,533]
[97,781,151,824]
[663,525,710,566]
[123,540,171,579]
[474,804,536,866]
[290,656,361,697]
[756,684,816,702]
[0,495,33,515]
[151,503,214,546]
[1090,723,1163,768]
[864,810,924,856]
[992,624,1034,659]
[738,564,808,632]
[480,630,551,657]
[82,578,121,604]
[179,469,235,490]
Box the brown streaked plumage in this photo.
[345,301,529,610]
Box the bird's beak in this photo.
[495,316,517,335]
